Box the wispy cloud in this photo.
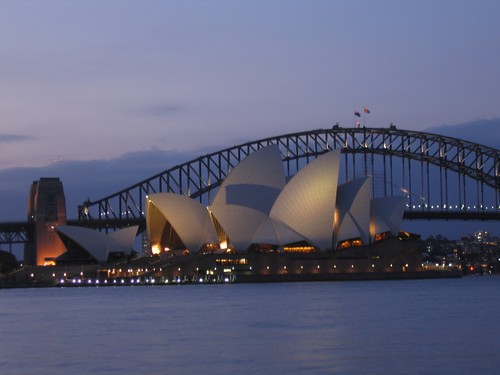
[0,134,33,143]
[139,104,183,117]
[0,147,217,221]
[425,118,500,149]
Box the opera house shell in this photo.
[146,145,411,255]
[55,225,139,264]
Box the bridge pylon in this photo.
[24,178,67,266]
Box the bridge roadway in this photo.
[1,211,499,245]
[0,221,33,245]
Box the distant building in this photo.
[474,230,489,243]
[141,232,151,256]
[24,178,67,265]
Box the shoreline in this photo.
[1,269,462,289]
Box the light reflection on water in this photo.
[1,277,499,374]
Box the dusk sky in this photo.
[1,0,499,247]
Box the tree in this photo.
[0,250,19,274]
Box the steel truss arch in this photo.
[78,127,500,226]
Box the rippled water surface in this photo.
[1,277,499,374]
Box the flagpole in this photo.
[363,106,370,127]
[354,110,361,128]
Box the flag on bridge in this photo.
[354,111,361,117]
[364,107,371,114]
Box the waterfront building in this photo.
[146,145,407,254]
[140,146,424,282]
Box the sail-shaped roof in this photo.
[370,196,406,241]
[144,145,407,255]
[211,145,286,214]
[56,225,138,263]
[334,178,372,247]
[253,217,306,246]
[108,226,138,255]
[209,205,270,251]
[146,193,218,252]
[270,150,341,251]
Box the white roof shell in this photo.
[251,217,280,245]
[370,196,406,241]
[253,217,306,246]
[211,145,286,214]
[146,193,218,252]
[270,150,341,251]
[143,146,407,254]
[335,178,372,247]
[56,225,138,263]
[208,206,308,251]
[108,226,139,252]
[209,204,270,251]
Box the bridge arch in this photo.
[78,127,500,227]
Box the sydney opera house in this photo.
[8,145,425,287]
[145,145,421,281]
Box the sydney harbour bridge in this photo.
[1,126,499,246]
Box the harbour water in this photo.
[1,277,499,374]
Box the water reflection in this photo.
[1,278,499,374]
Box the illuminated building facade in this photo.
[146,145,408,255]
[24,178,67,266]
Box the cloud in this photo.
[0,146,223,259]
[425,118,500,149]
[0,134,33,143]
[0,147,218,222]
[138,104,183,117]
